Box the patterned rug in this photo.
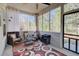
[13,41,66,56]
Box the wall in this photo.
[7,9,20,32]
[39,32,62,48]
[51,5,64,48]
[6,8,37,35]
[0,4,7,55]
[51,32,62,48]
[38,4,64,48]
[6,8,37,42]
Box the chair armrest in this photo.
[13,38,21,42]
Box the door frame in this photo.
[63,9,79,54]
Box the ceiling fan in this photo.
[43,3,51,5]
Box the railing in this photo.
[64,33,79,54]
[64,34,79,40]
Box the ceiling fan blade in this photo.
[43,3,51,5]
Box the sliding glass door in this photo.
[64,11,79,54]
[63,3,79,54]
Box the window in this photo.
[38,15,43,31]
[70,39,76,51]
[64,3,79,13]
[77,41,79,53]
[28,15,36,31]
[64,12,79,53]
[19,13,36,31]
[64,3,79,54]
[64,38,69,49]
[64,12,79,35]
[38,7,61,32]
[19,13,29,31]
[0,15,1,26]
[42,12,49,32]
[50,7,61,32]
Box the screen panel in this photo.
[42,12,49,32]
[50,7,61,32]
[64,12,79,35]
[38,15,43,31]
[64,38,69,49]
[64,3,79,13]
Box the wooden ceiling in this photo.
[7,3,51,14]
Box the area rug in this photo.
[13,41,66,56]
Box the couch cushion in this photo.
[10,34,16,39]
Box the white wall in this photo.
[39,31,62,48]
[0,4,7,55]
[7,9,20,32]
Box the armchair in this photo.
[23,32,34,45]
[7,32,21,46]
